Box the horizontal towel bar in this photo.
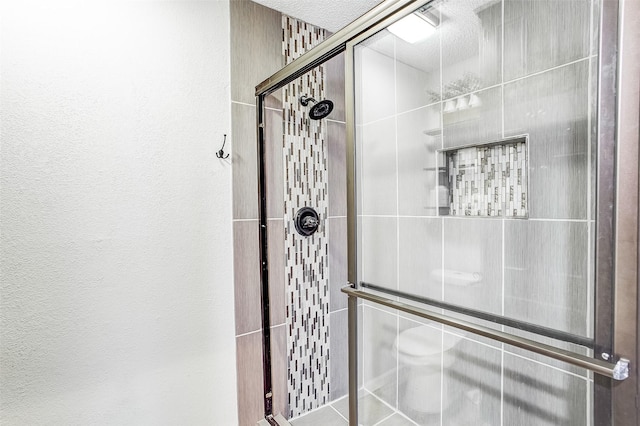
[341,285,629,381]
[360,281,594,348]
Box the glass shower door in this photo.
[351,0,605,424]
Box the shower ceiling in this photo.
[252,0,384,32]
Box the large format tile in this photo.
[504,220,589,335]
[328,121,347,217]
[265,107,284,219]
[360,217,398,289]
[442,86,502,149]
[355,37,396,124]
[360,117,397,216]
[333,392,395,426]
[398,217,442,301]
[440,0,502,91]
[290,405,347,426]
[232,103,259,220]
[330,310,349,401]
[268,219,286,327]
[234,220,262,335]
[441,336,502,426]
[271,324,288,418]
[503,353,588,426]
[363,305,398,408]
[442,218,502,315]
[326,53,346,122]
[377,413,418,426]
[230,0,283,105]
[504,0,590,81]
[236,331,264,426]
[504,60,589,219]
[397,105,441,216]
[329,217,348,312]
[396,61,440,114]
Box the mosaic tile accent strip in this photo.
[282,16,330,419]
[447,139,528,217]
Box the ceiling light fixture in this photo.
[388,13,436,44]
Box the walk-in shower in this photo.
[254,0,638,425]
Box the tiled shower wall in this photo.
[231,1,348,424]
[357,0,598,424]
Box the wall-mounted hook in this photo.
[216,134,229,159]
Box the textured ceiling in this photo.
[251,0,385,32]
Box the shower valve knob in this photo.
[294,207,320,236]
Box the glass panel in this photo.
[354,0,598,423]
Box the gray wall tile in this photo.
[268,220,286,327]
[236,331,265,426]
[504,220,589,335]
[271,324,289,418]
[234,220,262,335]
[396,61,438,114]
[329,310,348,401]
[440,0,502,90]
[232,103,259,220]
[361,217,398,289]
[328,121,347,217]
[361,118,397,216]
[443,218,502,314]
[397,106,441,216]
[504,0,590,81]
[230,0,283,105]
[329,217,348,312]
[398,217,442,301]
[443,86,502,149]
[503,353,588,426]
[442,336,502,425]
[356,41,396,124]
[504,61,589,219]
[363,305,398,408]
[266,107,284,219]
[326,53,346,122]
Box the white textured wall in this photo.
[0,2,237,425]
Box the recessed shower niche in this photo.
[439,136,528,218]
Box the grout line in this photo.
[329,403,348,422]
[372,413,396,426]
[231,100,256,108]
[501,218,506,317]
[235,329,262,338]
[500,344,505,426]
[358,214,591,223]
[393,33,401,412]
[503,349,592,381]
[325,118,347,125]
[586,0,596,349]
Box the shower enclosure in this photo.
[255,0,638,425]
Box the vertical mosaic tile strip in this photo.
[447,140,527,217]
[282,16,330,419]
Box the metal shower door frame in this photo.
[254,0,637,424]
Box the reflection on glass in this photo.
[355,0,597,422]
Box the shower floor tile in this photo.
[287,392,411,426]
[289,405,348,425]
